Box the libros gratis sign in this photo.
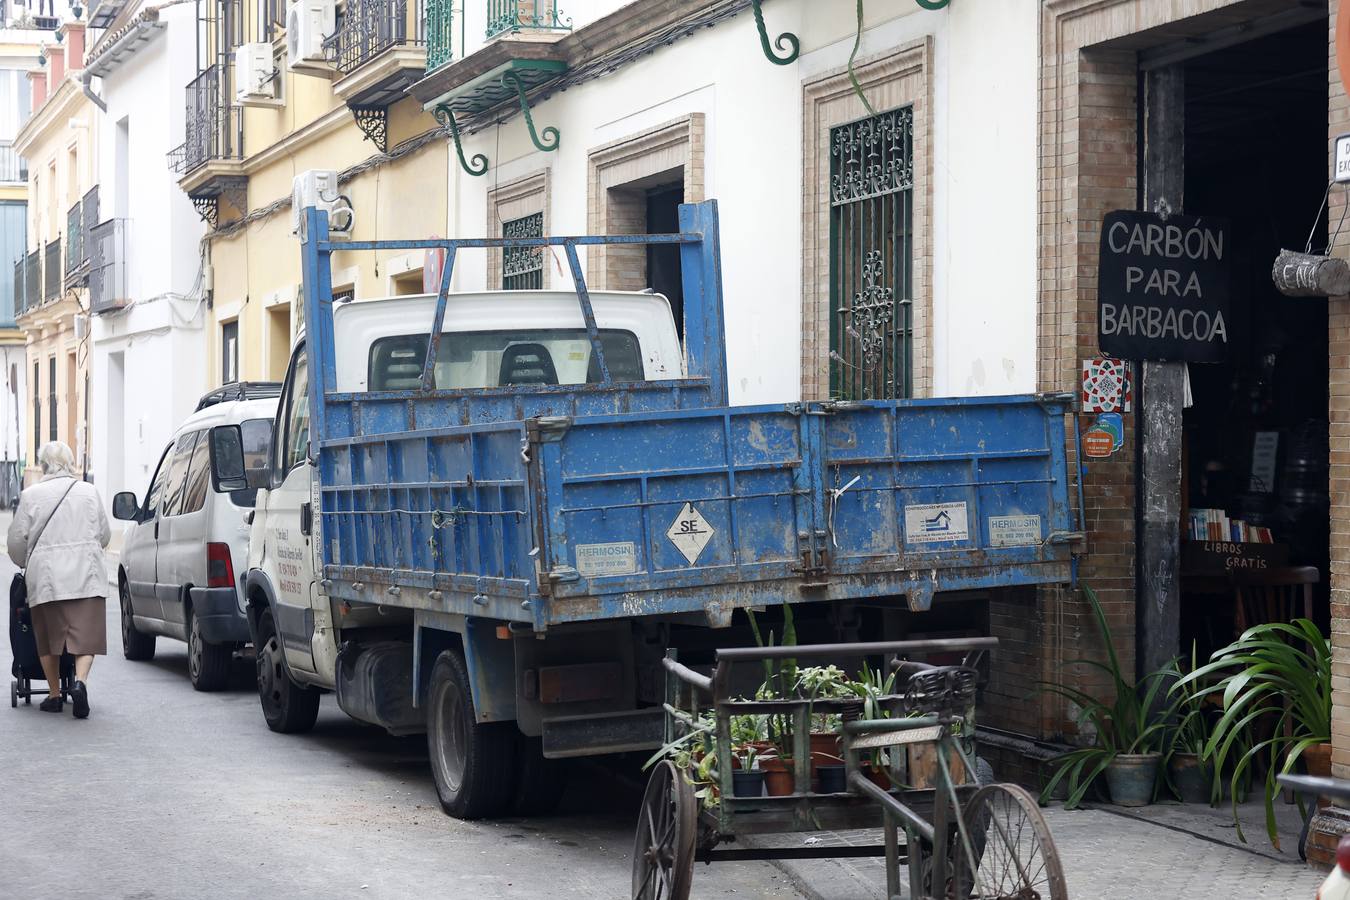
[1097,210,1231,362]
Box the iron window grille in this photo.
[828,106,914,401]
[185,64,243,174]
[89,219,129,314]
[485,0,570,40]
[32,360,38,460]
[65,201,83,276]
[502,212,544,290]
[24,249,39,312]
[12,258,22,316]
[424,0,454,71]
[43,239,60,301]
[47,356,55,442]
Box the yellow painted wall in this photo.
[206,93,447,387]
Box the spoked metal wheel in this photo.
[632,760,696,900]
[955,784,1067,900]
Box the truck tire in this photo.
[510,735,567,817]
[255,607,320,733]
[187,607,232,693]
[426,649,515,820]
[119,577,156,662]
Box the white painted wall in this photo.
[440,0,1040,404]
[89,2,206,513]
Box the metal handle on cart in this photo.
[661,656,712,694]
[713,636,999,664]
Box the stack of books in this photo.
[1187,509,1274,543]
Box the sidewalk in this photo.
[762,799,1322,899]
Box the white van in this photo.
[112,383,280,691]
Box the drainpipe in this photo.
[80,70,107,113]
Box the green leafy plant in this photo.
[1176,619,1331,848]
[745,606,798,758]
[1039,586,1173,808]
[795,664,853,732]
[1158,648,1221,804]
[643,709,721,807]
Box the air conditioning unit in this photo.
[291,170,355,241]
[286,0,336,74]
[73,314,90,341]
[234,43,277,105]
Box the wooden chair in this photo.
[1231,565,1318,635]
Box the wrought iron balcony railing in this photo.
[43,239,60,301]
[89,218,129,315]
[66,201,84,276]
[0,143,26,183]
[425,0,454,71]
[328,0,425,76]
[485,0,570,39]
[184,65,243,174]
[12,258,24,318]
[23,249,39,313]
[83,186,101,244]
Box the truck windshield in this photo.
[229,418,274,508]
[368,329,644,391]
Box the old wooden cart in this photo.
[634,637,1067,900]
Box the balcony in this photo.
[12,258,23,319]
[327,0,428,153]
[23,250,39,314]
[89,219,129,315]
[0,143,26,184]
[184,65,243,174]
[43,240,60,302]
[66,201,85,279]
[485,0,571,40]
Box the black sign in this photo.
[1097,210,1231,362]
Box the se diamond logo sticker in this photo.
[667,502,715,565]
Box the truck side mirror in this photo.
[111,492,140,521]
[208,424,251,492]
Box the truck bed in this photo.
[317,393,1076,628]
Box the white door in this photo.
[268,346,317,675]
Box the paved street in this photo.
[0,539,1331,899]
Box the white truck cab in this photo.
[238,290,683,734]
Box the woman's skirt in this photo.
[29,596,107,656]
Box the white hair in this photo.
[38,441,76,476]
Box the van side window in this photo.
[160,430,200,518]
[143,444,172,517]
[180,431,212,515]
[281,350,310,473]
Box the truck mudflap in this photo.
[534,394,1078,622]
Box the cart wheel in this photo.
[631,760,696,900]
[9,680,16,708]
[955,783,1067,900]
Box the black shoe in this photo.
[71,681,89,719]
[38,695,63,713]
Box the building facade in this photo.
[83,0,207,511]
[178,0,447,388]
[0,22,42,503]
[13,19,94,486]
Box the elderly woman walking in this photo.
[7,441,111,717]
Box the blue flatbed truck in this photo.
[206,196,1081,820]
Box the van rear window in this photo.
[368,330,644,391]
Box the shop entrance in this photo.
[1168,20,1330,660]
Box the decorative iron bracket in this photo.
[749,0,799,65]
[433,103,489,177]
[192,196,218,229]
[217,176,250,219]
[502,69,559,153]
[351,104,389,154]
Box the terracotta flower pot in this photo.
[1304,741,1333,809]
[759,755,795,796]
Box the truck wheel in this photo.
[187,607,232,692]
[510,735,567,816]
[426,649,515,819]
[255,607,320,734]
[119,577,156,662]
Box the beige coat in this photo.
[7,473,111,607]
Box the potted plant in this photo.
[730,742,766,798]
[643,710,722,808]
[1040,586,1171,808]
[848,662,899,788]
[1161,650,1216,805]
[1176,618,1331,848]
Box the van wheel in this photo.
[255,607,320,733]
[119,578,156,661]
[187,607,232,692]
[426,649,515,819]
[510,735,567,816]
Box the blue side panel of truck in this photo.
[300,200,1079,631]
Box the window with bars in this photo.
[47,356,56,442]
[32,360,38,461]
[502,212,544,290]
[828,106,914,400]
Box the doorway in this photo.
[1171,20,1330,658]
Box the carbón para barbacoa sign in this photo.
[1097,210,1231,362]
